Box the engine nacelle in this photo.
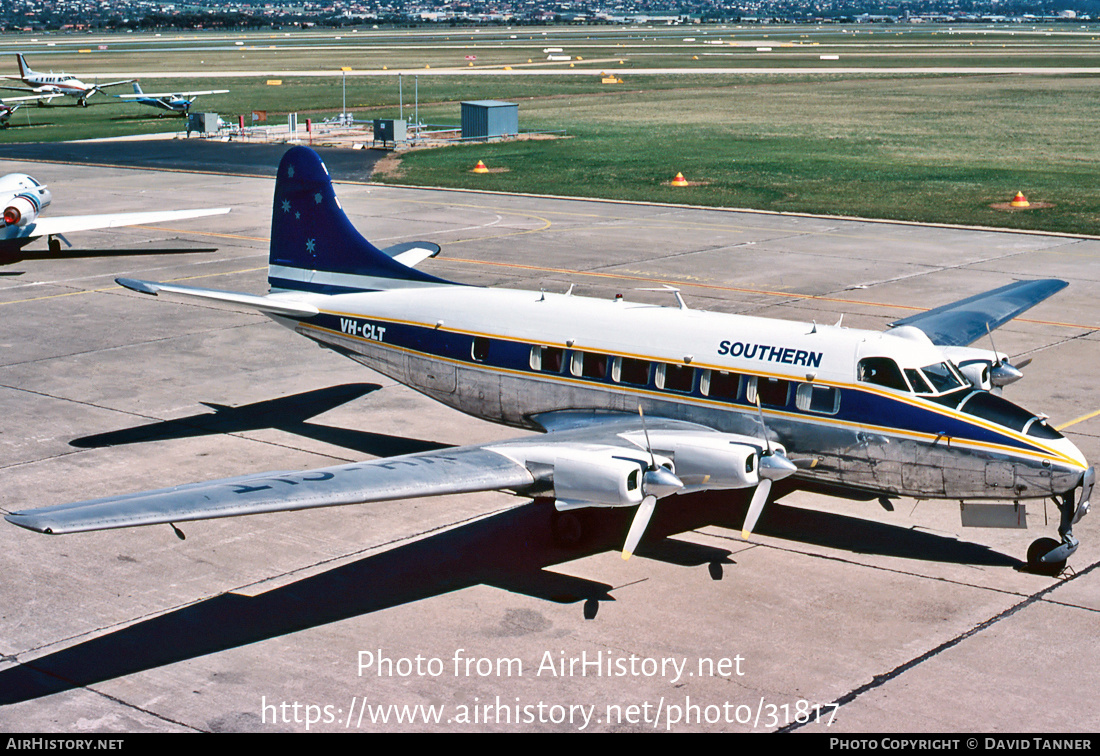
[645,433,762,490]
[550,450,651,510]
[956,360,992,391]
[642,431,794,492]
[488,443,669,511]
[3,194,41,227]
[944,346,1023,390]
[0,174,51,228]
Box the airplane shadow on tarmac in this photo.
[0,247,220,267]
[0,389,1023,706]
[69,383,452,459]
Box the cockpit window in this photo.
[857,357,909,391]
[959,391,1039,433]
[1025,418,1064,440]
[920,362,965,393]
[904,369,933,394]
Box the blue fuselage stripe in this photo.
[303,311,1051,457]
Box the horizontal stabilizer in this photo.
[117,277,319,318]
[889,279,1068,346]
[380,241,441,268]
[6,447,534,534]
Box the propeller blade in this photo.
[741,478,772,540]
[753,395,772,455]
[1015,357,1033,370]
[638,405,656,470]
[622,495,657,560]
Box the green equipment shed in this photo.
[461,100,519,141]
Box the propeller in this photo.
[986,325,1026,389]
[622,407,683,560]
[741,396,798,540]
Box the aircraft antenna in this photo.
[636,285,688,310]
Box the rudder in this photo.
[268,146,453,294]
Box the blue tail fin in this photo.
[268,146,454,294]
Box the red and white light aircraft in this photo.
[1,53,133,107]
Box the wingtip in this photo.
[5,513,53,534]
[115,277,159,295]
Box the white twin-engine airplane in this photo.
[6,147,1093,577]
[1,54,133,107]
[0,172,230,257]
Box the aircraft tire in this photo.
[1026,537,1065,577]
[551,509,584,548]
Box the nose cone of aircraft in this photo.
[1056,435,1089,472]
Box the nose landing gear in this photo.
[1027,467,1093,576]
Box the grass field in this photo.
[375,73,1100,235]
[4,24,1100,234]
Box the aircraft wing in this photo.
[93,79,137,90]
[888,279,1068,347]
[5,447,537,535]
[1,92,62,103]
[117,90,229,99]
[5,413,792,560]
[14,207,231,241]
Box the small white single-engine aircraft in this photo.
[0,172,230,257]
[117,82,230,116]
[1,54,133,107]
[6,147,1093,577]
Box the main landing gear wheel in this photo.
[551,510,583,547]
[1026,537,1065,577]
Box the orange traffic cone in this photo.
[671,172,689,187]
[1010,191,1030,207]
[473,160,489,174]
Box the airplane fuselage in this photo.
[269,284,1086,504]
[27,76,89,96]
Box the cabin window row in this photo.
[527,346,841,415]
